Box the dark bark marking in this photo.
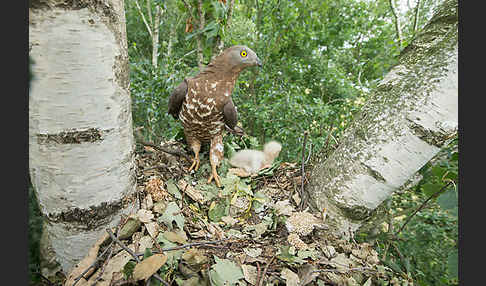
[37,128,111,144]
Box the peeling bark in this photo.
[29,0,137,274]
[307,0,458,238]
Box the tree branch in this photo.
[394,180,454,236]
[412,0,421,37]
[145,0,153,27]
[134,0,153,37]
[196,0,206,69]
[299,130,309,210]
[106,228,170,286]
[152,4,161,69]
[215,0,235,55]
[388,0,403,48]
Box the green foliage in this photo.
[125,0,409,161]
[209,256,244,286]
[369,138,458,285]
[124,1,455,284]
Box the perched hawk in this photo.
[168,45,262,187]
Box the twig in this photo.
[412,0,421,37]
[323,123,334,154]
[258,255,275,286]
[143,164,169,172]
[135,239,230,256]
[312,266,376,274]
[388,0,403,48]
[134,0,153,37]
[391,243,407,273]
[181,0,192,11]
[136,139,191,161]
[299,131,309,210]
[174,49,196,66]
[106,228,170,286]
[72,241,114,286]
[90,246,115,286]
[304,143,312,164]
[394,180,453,236]
[34,271,55,286]
[255,262,262,286]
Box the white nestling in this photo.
[229,141,282,174]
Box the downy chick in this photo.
[229,141,282,174]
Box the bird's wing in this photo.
[223,98,238,129]
[168,79,188,119]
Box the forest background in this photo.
[29,0,458,285]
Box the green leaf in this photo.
[166,179,182,200]
[431,165,447,179]
[143,247,153,259]
[122,260,136,279]
[421,182,441,197]
[159,202,185,230]
[277,245,305,264]
[209,256,244,286]
[208,199,229,222]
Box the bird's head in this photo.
[220,45,262,71]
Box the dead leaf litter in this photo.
[65,138,409,286]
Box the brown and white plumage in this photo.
[168,45,262,187]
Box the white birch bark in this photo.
[307,0,458,238]
[29,0,137,274]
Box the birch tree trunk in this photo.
[307,0,458,238]
[29,0,137,275]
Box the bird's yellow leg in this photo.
[188,153,200,171]
[188,141,201,172]
[207,163,221,187]
[208,135,223,187]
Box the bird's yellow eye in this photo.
[240,50,247,57]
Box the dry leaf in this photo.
[274,200,294,216]
[221,215,238,226]
[298,264,319,286]
[118,215,142,240]
[281,268,300,286]
[330,253,353,272]
[142,194,154,210]
[182,248,209,266]
[243,247,262,258]
[145,221,160,238]
[292,192,301,206]
[285,211,322,236]
[84,235,154,286]
[65,232,110,286]
[137,209,154,223]
[287,233,308,250]
[163,230,188,244]
[178,179,205,203]
[241,264,258,285]
[145,177,167,202]
[133,253,168,281]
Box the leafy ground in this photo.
[59,136,409,286]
